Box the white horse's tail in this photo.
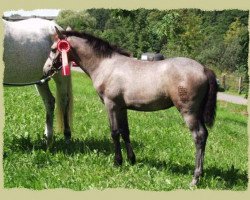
[55,75,73,134]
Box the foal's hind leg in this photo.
[183,113,208,186]
[105,100,135,165]
[36,82,55,147]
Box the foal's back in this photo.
[99,56,208,112]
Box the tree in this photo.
[222,18,248,72]
[87,8,111,31]
[56,10,96,33]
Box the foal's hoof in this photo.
[114,157,123,166]
[129,154,136,165]
[190,177,199,187]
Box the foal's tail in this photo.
[55,75,73,133]
[202,68,218,127]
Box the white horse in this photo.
[3,18,73,146]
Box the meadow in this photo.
[3,72,248,191]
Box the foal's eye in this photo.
[51,48,57,53]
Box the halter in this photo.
[48,39,71,76]
[47,50,62,74]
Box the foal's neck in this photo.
[70,37,103,78]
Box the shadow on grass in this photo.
[202,165,248,189]
[51,138,114,155]
[139,158,248,189]
[220,116,247,127]
[5,136,247,189]
[5,135,140,157]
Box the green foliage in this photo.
[87,8,111,31]
[150,9,205,58]
[224,18,244,43]
[3,72,248,190]
[222,18,248,71]
[56,10,96,33]
[149,11,183,56]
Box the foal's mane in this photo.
[61,31,131,58]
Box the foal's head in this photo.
[43,27,131,76]
[43,27,80,76]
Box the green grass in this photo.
[3,72,248,191]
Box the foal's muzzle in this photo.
[44,54,62,76]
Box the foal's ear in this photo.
[54,26,65,40]
[51,33,59,42]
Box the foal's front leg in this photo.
[119,110,136,164]
[106,101,135,165]
[108,107,123,165]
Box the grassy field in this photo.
[3,72,248,191]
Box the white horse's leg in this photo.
[36,82,55,147]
